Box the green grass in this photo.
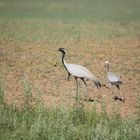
[0,79,140,140]
[0,0,140,43]
[0,0,140,21]
[0,19,140,45]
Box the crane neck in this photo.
[106,64,111,72]
[61,51,68,71]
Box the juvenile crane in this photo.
[104,61,125,102]
[58,48,102,101]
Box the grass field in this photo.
[0,0,140,139]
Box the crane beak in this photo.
[58,48,61,51]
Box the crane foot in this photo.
[112,96,125,103]
[84,97,101,103]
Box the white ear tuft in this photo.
[104,61,109,64]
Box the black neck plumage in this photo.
[61,51,68,72]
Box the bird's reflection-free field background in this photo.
[0,0,140,139]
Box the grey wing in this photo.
[107,72,122,83]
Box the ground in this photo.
[0,25,140,117]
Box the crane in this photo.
[104,61,125,102]
[58,48,103,101]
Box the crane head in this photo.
[58,48,65,53]
[104,61,110,66]
[104,61,109,64]
[104,61,110,71]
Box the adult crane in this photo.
[104,61,125,102]
[58,48,103,101]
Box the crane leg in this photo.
[116,84,120,90]
[112,85,115,95]
[74,77,79,100]
[116,85,124,99]
[80,78,88,99]
[97,88,102,101]
[112,85,125,102]
[67,73,71,80]
[118,88,125,102]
